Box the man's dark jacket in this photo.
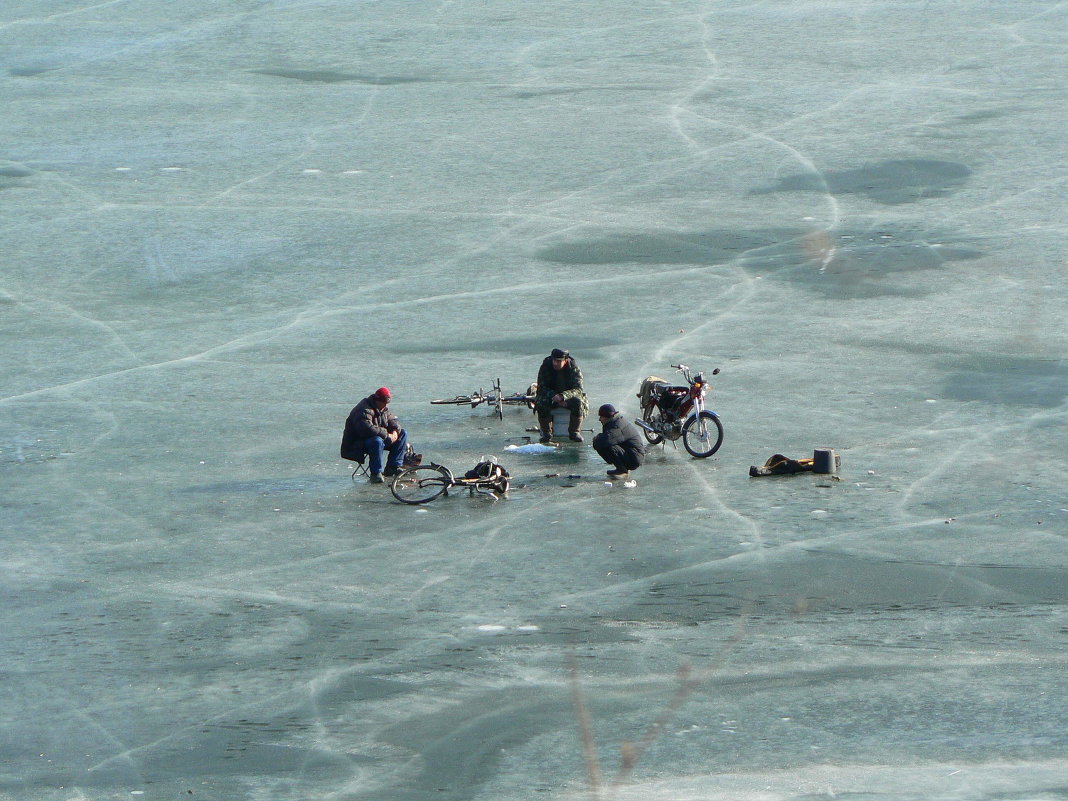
[594,412,646,465]
[340,396,399,462]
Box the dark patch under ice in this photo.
[753,159,973,205]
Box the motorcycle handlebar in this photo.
[670,363,721,376]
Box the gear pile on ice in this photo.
[403,444,423,467]
[749,453,815,477]
[464,459,510,482]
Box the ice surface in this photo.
[2,1,1066,800]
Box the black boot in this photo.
[568,412,584,442]
[537,411,553,443]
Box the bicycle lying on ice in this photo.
[389,456,511,504]
[430,378,536,420]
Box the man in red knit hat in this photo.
[340,386,412,483]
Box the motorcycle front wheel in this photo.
[682,411,723,458]
[641,406,665,445]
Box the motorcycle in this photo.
[635,364,724,458]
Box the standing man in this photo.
[534,348,589,443]
[592,403,645,479]
[341,387,411,483]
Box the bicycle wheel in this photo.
[682,411,724,458]
[641,406,665,445]
[390,465,451,504]
[430,395,475,405]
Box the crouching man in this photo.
[341,386,411,483]
[592,403,645,479]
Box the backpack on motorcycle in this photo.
[637,376,668,409]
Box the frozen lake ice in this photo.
[1,1,1066,799]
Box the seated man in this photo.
[592,403,646,479]
[534,348,589,443]
[341,386,411,483]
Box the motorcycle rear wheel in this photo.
[683,411,724,458]
[641,406,665,445]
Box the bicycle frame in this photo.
[430,377,535,420]
[434,463,501,498]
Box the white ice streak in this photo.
[0,0,132,29]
